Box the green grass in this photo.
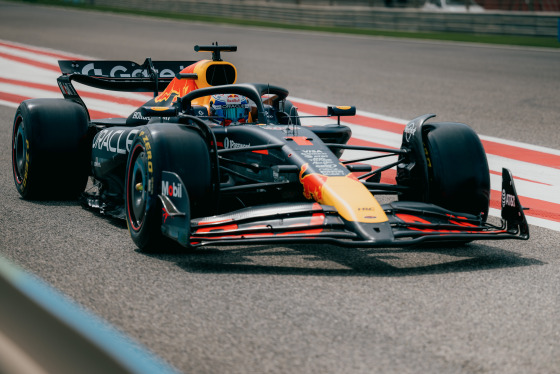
[15,0,560,48]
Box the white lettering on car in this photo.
[162,180,182,198]
[93,129,139,154]
[224,137,250,149]
[502,189,516,208]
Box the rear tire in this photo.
[11,99,89,200]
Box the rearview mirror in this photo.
[327,106,356,117]
[140,106,178,118]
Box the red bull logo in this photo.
[299,163,328,202]
[154,60,238,104]
[299,163,389,224]
[226,94,241,104]
[155,62,200,103]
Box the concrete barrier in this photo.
[0,256,179,374]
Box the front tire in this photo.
[424,123,490,220]
[125,124,215,252]
[125,131,170,251]
[397,121,490,220]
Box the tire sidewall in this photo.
[125,128,162,250]
[12,109,32,197]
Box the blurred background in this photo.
[66,0,560,38]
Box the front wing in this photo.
[162,169,529,248]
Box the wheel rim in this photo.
[128,149,147,230]
[13,119,27,184]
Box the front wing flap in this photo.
[163,169,529,248]
[189,203,358,247]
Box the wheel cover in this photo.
[12,119,27,184]
[128,149,147,230]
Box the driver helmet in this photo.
[209,94,250,125]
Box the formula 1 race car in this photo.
[11,44,529,251]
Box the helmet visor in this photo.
[215,106,247,121]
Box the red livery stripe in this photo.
[0,41,80,60]
[0,51,61,72]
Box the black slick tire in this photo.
[11,99,89,200]
[125,124,214,252]
[423,123,490,220]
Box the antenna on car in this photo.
[194,42,238,61]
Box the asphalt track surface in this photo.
[1,2,560,373]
